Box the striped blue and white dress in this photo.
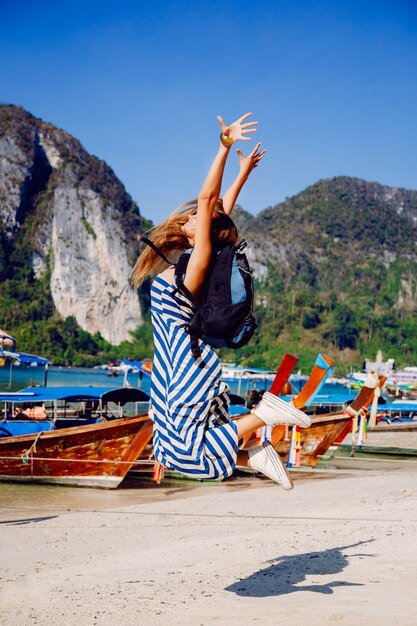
[150,274,239,479]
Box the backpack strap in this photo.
[236,239,248,252]
[174,251,206,367]
[190,335,203,362]
[186,331,206,369]
[141,236,172,265]
[174,251,199,305]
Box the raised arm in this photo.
[183,113,258,297]
[222,142,267,216]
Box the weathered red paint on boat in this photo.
[0,415,153,488]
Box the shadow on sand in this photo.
[225,540,374,597]
[0,515,59,525]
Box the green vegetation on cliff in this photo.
[3,172,417,373]
[224,178,417,372]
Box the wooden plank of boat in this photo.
[0,414,153,488]
[269,353,300,396]
[273,412,352,467]
[370,422,417,432]
[239,353,300,449]
[336,443,417,458]
[269,353,335,447]
[292,354,335,409]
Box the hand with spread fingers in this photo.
[237,142,267,177]
[217,112,259,145]
[220,115,267,215]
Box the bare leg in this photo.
[235,412,265,438]
[234,413,266,468]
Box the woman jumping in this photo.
[132,112,311,490]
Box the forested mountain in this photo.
[1,105,416,372]
[232,177,417,370]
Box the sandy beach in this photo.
[1,467,417,626]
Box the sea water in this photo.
[0,365,137,393]
[0,363,356,402]
[0,364,275,397]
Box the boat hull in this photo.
[0,414,153,488]
[240,412,352,467]
[272,413,352,467]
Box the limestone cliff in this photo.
[0,105,146,345]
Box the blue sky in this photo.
[1,0,416,223]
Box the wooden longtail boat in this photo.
[240,408,353,468]
[239,353,339,464]
[268,412,352,467]
[0,386,153,488]
[239,363,386,469]
[268,374,386,467]
[0,414,153,488]
[339,382,417,453]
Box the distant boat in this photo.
[120,359,153,376]
[0,343,50,388]
[349,366,417,390]
[386,367,417,389]
[221,363,275,380]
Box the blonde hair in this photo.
[131,200,238,288]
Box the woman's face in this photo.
[181,213,197,243]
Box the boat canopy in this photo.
[383,400,417,412]
[16,352,50,365]
[0,349,50,365]
[0,386,149,404]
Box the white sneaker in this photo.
[252,391,312,428]
[248,441,294,490]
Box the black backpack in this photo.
[142,238,257,362]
